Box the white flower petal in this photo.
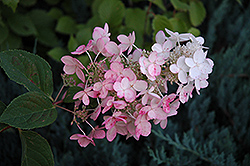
[178,70,187,84]
[185,58,195,68]
[193,49,205,63]
[170,64,179,74]
[189,66,201,79]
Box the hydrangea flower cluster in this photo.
[61,23,214,147]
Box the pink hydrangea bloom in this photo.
[93,79,113,98]
[137,86,161,105]
[61,56,85,82]
[70,134,95,147]
[162,93,177,113]
[71,40,93,55]
[177,83,194,104]
[139,52,165,81]
[113,77,136,103]
[170,56,189,84]
[117,31,135,54]
[88,126,105,139]
[73,87,98,105]
[102,112,128,141]
[151,39,172,59]
[128,49,142,62]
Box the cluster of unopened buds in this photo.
[60,23,214,147]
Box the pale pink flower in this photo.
[155,30,166,44]
[105,41,122,61]
[128,49,142,62]
[134,114,151,138]
[185,49,212,79]
[73,87,98,105]
[88,126,105,139]
[101,96,115,113]
[61,56,85,82]
[117,31,135,54]
[113,77,136,103]
[93,79,113,98]
[177,83,194,104]
[113,100,127,109]
[90,105,101,121]
[137,86,161,105]
[154,99,179,129]
[170,56,189,84]
[71,40,93,55]
[139,52,165,81]
[151,39,172,59]
[70,134,95,147]
[162,93,177,113]
[92,23,110,42]
[126,116,139,140]
[102,112,128,142]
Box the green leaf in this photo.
[98,0,125,27]
[0,33,22,51]
[19,130,54,166]
[188,27,200,36]
[29,9,59,47]
[0,101,8,132]
[0,91,57,129]
[149,0,166,11]
[55,16,77,35]
[0,50,53,96]
[125,8,147,47]
[0,25,9,44]
[63,86,83,103]
[125,8,146,33]
[68,35,79,52]
[76,27,92,45]
[170,0,189,11]
[152,15,173,38]
[189,1,206,26]
[44,0,60,5]
[7,13,37,36]
[2,0,19,12]
[47,47,68,62]
[169,17,188,33]
[19,0,37,7]
[47,8,63,20]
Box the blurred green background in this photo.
[0,0,250,165]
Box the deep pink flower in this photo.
[93,79,113,98]
[61,56,85,82]
[88,126,105,139]
[73,87,98,105]
[70,134,95,147]
[71,40,93,55]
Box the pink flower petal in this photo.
[82,93,90,105]
[63,65,76,75]
[73,91,85,100]
[136,121,151,137]
[107,126,117,142]
[76,67,85,82]
[124,89,136,102]
[148,64,161,76]
[61,56,74,65]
